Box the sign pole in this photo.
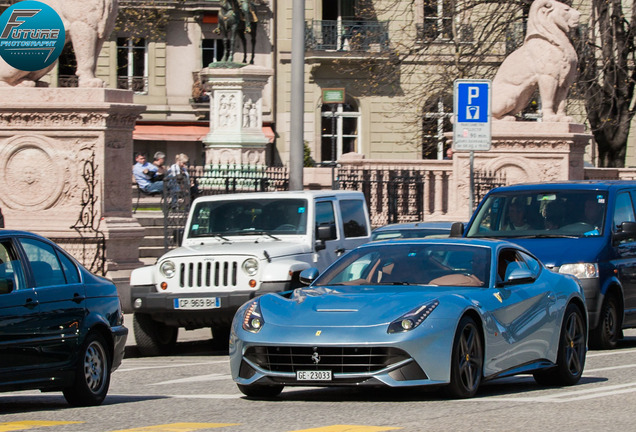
[469,150,475,217]
[331,103,337,189]
[453,79,492,215]
[322,88,345,191]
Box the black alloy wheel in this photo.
[446,315,483,399]
[534,303,586,386]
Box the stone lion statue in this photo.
[0,0,118,87]
[492,0,581,122]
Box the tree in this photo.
[324,0,533,158]
[575,0,636,167]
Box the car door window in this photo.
[315,201,337,240]
[614,192,636,230]
[0,240,26,292]
[58,251,80,284]
[339,199,369,238]
[19,238,66,287]
[497,249,531,283]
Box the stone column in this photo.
[446,122,592,220]
[0,88,146,310]
[200,65,273,165]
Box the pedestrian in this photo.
[133,152,163,194]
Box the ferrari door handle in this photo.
[72,293,86,303]
[547,292,557,303]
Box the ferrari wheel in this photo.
[446,315,483,399]
[237,383,284,398]
[589,295,620,350]
[534,303,586,386]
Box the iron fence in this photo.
[474,169,507,208]
[338,167,425,227]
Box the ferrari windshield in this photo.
[467,190,608,238]
[314,243,491,287]
[188,198,308,238]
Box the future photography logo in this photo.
[0,0,65,72]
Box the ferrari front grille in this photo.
[244,346,410,374]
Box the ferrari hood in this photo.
[259,286,443,327]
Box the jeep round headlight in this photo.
[242,258,259,276]
[160,260,176,278]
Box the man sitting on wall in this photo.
[133,152,164,194]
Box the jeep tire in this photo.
[133,313,178,357]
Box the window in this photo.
[0,240,25,292]
[421,0,453,40]
[321,101,360,162]
[19,238,66,287]
[422,96,452,159]
[117,37,148,94]
[315,201,337,240]
[59,252,81,284]
[339,199,369,238]
[202,39,224,66]
[614,192,636,230]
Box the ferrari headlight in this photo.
[160,260,176,278]
[559,263,598,279]
[243,299,264,333]
[242,258,259,276]
[388,300,439,334]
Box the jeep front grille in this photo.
[244,346,410,374]
[179,260,238,288]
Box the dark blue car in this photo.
[0,230,128,405]
[459,181,636,349]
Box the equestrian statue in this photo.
[215,0,258,65]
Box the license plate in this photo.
[296,370,332,381]
[173,297,220,310]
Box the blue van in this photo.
[456,181,636,349]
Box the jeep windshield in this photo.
[188,198,309,238]
[466,190,607,238]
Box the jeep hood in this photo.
[500,237,606,268]
[159,239,312,261]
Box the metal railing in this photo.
[338,167,426,227]
[305,20,390,52]
[117,76,149,93]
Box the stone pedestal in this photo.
[201,65,273,165]
[447,122,592,219]
[0,88,146,309]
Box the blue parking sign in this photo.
[454,79,491,151]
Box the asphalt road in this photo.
[2,325,636,432]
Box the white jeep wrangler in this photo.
[129,190,371,356]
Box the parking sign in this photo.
[453,79,491,151]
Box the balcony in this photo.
[117,76,149,94]
[305,20,390,58]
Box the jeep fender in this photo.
[261,260,312,282]
[130,266,157,286]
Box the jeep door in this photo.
[314,199,344,270]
